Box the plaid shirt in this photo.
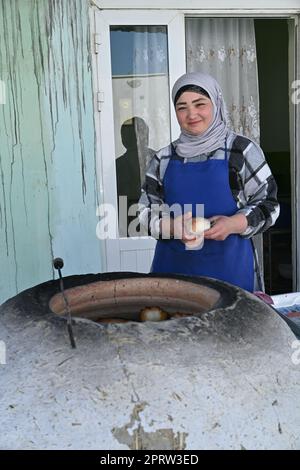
[139,131,280,241]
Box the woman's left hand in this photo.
[204,214,248,241]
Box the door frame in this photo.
[90,9,186,271]
[90,6,300,287]
[91,0,300,12]
[289,15,300,291]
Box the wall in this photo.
[0,0,102,304]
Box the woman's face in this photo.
[175,91,214,135]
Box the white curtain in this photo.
[186,18,260,143]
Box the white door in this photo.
[289,15,300,290]
[93,10,185,272]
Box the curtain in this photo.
[111,26,170,180]
[186,18,260,143]
[110,26,171,236]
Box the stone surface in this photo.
[0,273,300,450]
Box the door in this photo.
[289,15,300,291]
[93,10,185,272]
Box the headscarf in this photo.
[172,72,228,158]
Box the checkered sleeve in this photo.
[138,153,168,239]
[233,139,280,238]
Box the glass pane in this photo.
[110,25,171,237]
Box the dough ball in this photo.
[185,235,204,249]
[191,217,211,234]
[139,307,169,322]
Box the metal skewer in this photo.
[53,258,76,349]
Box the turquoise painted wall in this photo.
[0,0,102,304]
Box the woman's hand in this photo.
[161,212,196,243]
[204,214,248,241]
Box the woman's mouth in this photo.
[188,121,202,126]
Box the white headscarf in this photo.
[172,72,229,158]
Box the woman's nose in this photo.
[187,107,198,119]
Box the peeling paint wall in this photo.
[0,0,101,303]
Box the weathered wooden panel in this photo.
[0,0,101,303]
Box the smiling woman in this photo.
[174,89,214,135]
[138,71,280,292]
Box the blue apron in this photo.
[151,142,254,292]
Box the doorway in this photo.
[185,16,294,294]
[255,19,292,294]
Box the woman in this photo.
[138,72,279,292]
